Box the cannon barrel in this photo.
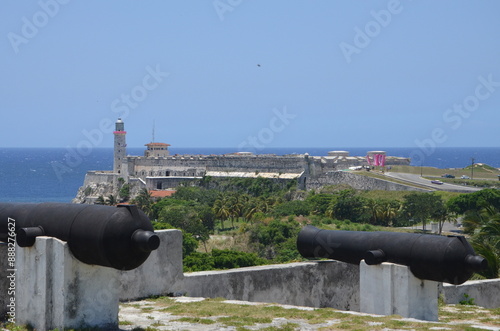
[297,225,487,285]
[0,202,160,270]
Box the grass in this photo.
[391,164,500,180]
[115,297,500,331]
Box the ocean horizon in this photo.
[1,147,499,203]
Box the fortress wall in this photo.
[183,261,360,311]
[442,279,500,308]
[310,156,411,172]
[306,171,429,192]
[204,155,308,172]
[73,172,118,204]
[83,171,116,186]
[125,155,410,183]
[146,177,200,190]
[129,155,308,178]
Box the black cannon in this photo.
[297,225,487,285]
[0,203,160,270]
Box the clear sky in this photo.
[1,1,500,150]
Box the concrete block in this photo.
[15,237,119,330]
[119,229,184,301]
[360,261,438,321]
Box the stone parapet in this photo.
[183,260,360,311]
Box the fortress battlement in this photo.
[73,119,411,203]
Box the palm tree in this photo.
[243,197,261,223]
[106,194,117,206]
[378,201,399,227]
[364,199,380,225]
[213,194,230,230]
[95,195,106,205]
[134,188,153,217]
[469,205,500,279]
[227,194,245,229]
[325,202,335,219]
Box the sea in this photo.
[0,147,499,203]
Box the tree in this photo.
[227,193,245,229]
[198,205,216,232]
[95,195,106,205]
[249,218,302,260]
[364,198,381,225]
[306,193,335,215]
[106,194,117,206]
[172,186,218,206]
[242,197,260,223]
[401,192,446,232]
[447,189,500,215]
[134,188,153,217]
[376,200,401,227]
[468,206,500,279]
[325,189,369,222]
[273,200,312,217]
[119,183,130,202]
[213,194,230,230]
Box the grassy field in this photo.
[389,164,500,180]
[351,164,500,189]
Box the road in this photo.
[385,172,481,193]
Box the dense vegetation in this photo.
[125,177,498,278]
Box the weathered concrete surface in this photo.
[183,260,360,311]
[117,296,500,330]
[119,229,184,301]
[360,261,438,321]
[0,244,9,320]
[15,237,119,330]
[442,278,500,308]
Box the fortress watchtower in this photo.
[113,118,127,174]
[144,142,170,158]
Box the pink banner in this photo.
[379,154,386,167]
[368,154,386,166]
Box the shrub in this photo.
[273,200,312,217]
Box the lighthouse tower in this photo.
[113,118,127,174]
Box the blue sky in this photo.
[1,1,500,149]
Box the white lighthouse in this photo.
[113,118,127,174]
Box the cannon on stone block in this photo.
[297,225,487,285]
[0,202,160,270]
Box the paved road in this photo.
[385,172,481,193]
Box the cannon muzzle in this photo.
[0,202,160,270]
[297,225,487,285]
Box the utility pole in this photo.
[471,157,475,180]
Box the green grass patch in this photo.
[173,317,216,324]
[218,316,273,326]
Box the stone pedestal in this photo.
[119,229,184,300]
[15,237,119,330]
[360,260,438,321]
[0,243,10,320]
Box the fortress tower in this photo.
[113,118,127,174]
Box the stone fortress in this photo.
[74,119,411,203]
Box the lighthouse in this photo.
[113,118,127,174]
